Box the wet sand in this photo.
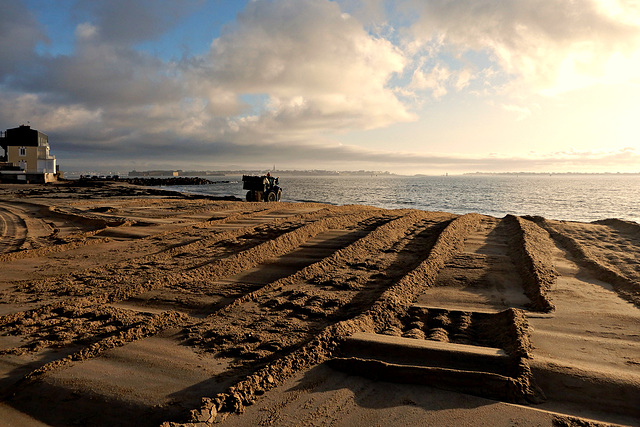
[0,181,638,426]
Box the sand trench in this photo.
[0,181,638,426]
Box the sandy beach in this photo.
[0,180,638,426]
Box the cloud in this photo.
[409,61,474,99]
[74,0,203,45]
[410,63,451,98]
[0,2,47,79]
[3,0,416,156]
[409,0,640,94]
[201,0,415,133]
[21,43,186,109]
[0,93,102,133]
[2,0,639,175]
[7,10,187,110]
[58,133,640,174]
[501,103,532,121]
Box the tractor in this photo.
[242,174,282,202]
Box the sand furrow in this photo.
[0,205,28,253]
[0,182,636,427]
[175,213,487,425]
[526,235,640,423]
[533,217,640,308]
[415,214,531,312]
[507,215,557,312]
[0,198,280,266]
[3,205,331,306]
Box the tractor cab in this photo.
[242,174,282,202]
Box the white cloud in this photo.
[410,63,451,98]
[501,103,532,121]
[409,61,475,99]
[454,68,472,91]
[0,93,102,132]
[409,0,640,95]
[75,23,98,41]
[201,0,415,133]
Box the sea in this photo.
[159,174,640,223]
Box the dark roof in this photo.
[1,125,47,147]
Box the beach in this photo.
[0,180,638,426]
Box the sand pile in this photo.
[0,181,637,426]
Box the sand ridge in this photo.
[0,181,638,426]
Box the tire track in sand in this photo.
[0,207,429,426]
[525,230,640,424]
[0,205,28,254]
[3,185,635,427]
[177,211,457,424]
[414,215,531,312]
[0,207,386,396]
[531,216,640,308]
[1,204,330,309]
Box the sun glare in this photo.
[614,93,640,148]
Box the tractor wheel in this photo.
[267,191,277,202]
[276,189,282,201]
[246,191,254,202]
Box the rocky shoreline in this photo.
[79,176,226,186]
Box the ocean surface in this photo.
[161,174,640,223]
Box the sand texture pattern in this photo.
[0,181,638,426]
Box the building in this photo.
[0,125,58,183]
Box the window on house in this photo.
[19,147,27,156]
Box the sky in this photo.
[1,0,640,175]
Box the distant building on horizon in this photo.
[0,125,59,183]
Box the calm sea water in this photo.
[162,174,640,223]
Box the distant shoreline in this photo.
[63,169,640,179]
[463,172,640,176]
[124,169,397,178]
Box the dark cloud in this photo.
[74,0,203,45]
[26,44,186,108]
[0,2,47,80]
[3,1,201,109]
[49,124,640,174]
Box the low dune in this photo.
[0,181,638,426]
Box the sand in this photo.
[0,180,638,426]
